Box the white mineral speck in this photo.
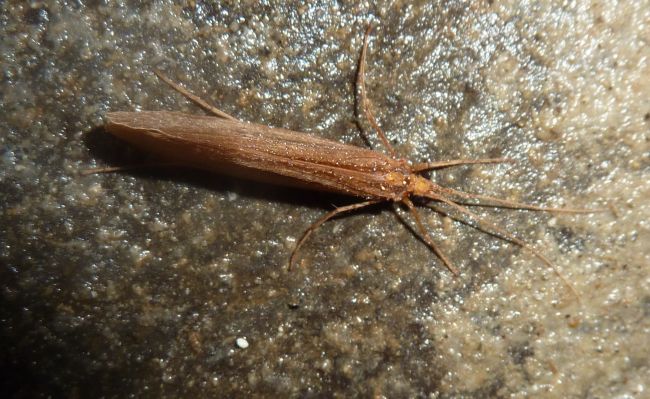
[236,337,249,349]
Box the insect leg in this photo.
[402,197,459,275]
[356,26,397,158]
[289,199,382,270]
[153,70,238,121]
[80,162,181,176]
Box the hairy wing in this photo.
[106,111,408,199]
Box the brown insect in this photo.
[104,27,596,295]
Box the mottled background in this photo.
[1,1,648,397]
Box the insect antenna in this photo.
[411,158,514,173]
[421,191,582,300]
[435,185,604,213]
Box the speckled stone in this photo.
[1,1,648,397]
